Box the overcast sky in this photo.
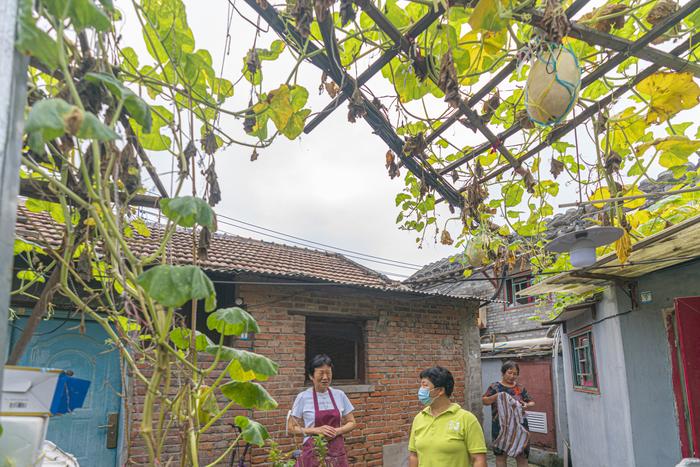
[120,1,699,280]
[121,0,468,280]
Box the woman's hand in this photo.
[315,425,338,438]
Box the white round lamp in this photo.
[545,226,623,268]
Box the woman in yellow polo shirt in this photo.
[408,366,487,467]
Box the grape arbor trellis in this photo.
[242,0,700,210]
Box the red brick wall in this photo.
[125,284,477,465]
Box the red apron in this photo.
[296,389,349,467]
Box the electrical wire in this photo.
[137,209,424,271]
[215,218,421,270]
[214,213,423,268]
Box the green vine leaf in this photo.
[137,264,216,311]
[253,85,311,140]
[196,385,220,426]
[43,0,111,31]
[469,0,507,32]
[170,328,213,351]
[14,238,45,255]
[242,40,286,85]
[502,183,524,207]
[636,136,700,169]
[16,0,59,70]
[79,112,120,140]
[206,345,279,382]
[234,416,270,447]
[85,72,152,131]
[206,307,260,335]
[221,381,278,410]
[25,99,118,153]
[160,196,215,229]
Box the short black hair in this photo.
[501,361,520,375]
[419,366,454,397]
[307,354,333,377]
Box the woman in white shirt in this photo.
[290,354,356,466]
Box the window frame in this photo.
[503,273,535,309]
[569,326,600,394]
[304,316,366,385]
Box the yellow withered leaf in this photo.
[636,72,700,124]
[589,187,610,208]
[615,229,632,264]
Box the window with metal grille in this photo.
[570,328,599,393]
[505,274,534,308]
[305,317,365,383]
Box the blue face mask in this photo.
[418,387,434,406]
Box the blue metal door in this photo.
[10,315,121,466]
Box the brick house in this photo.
[9,204,489,466]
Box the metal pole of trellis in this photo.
[0,0,28,391]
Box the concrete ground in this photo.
[486,452,539,467]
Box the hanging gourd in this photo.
[524,43,581,126]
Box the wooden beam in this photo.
[478,29,700,186]
[435,0,699,179]
[571,270,627,282]
[458,104,522,169]
[430,0,589,174]
[244,0,464,207]
[303,2,444,133]
[524,8,700,78]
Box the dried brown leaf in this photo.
[440,229,454,245]
[516,109,535,130]
[580,3,627,33]
[245,49,260,76]
[180,140,196,175]
[325,81,340,98]
[340,0,356,26]
[542,0,570,43]
[438,50,461,108]
[314,0,334,22]
[348,88,367,123]
[515,165,537,193]
[119,143,141,194]
[292,0,313,39]
[198,226,211,260]
[204,162,222,207]
[604,151,622,174]
[481,90,500,123]
[646,0,678,25]
[202,131,219,156]
[550,157,565,179]
[244,99,256,134]
[412,52,428,82]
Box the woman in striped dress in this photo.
[482,361,535,467]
